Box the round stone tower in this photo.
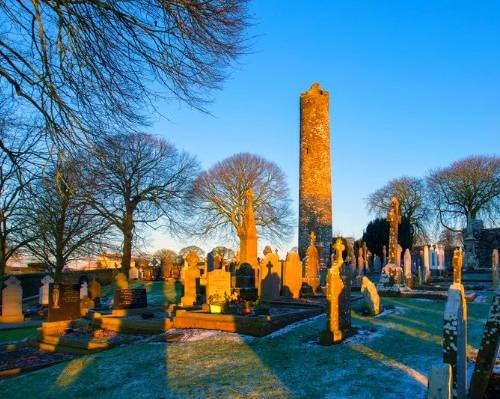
[298,83,332,264]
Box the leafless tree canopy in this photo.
[427,155,500,231]
[25,155,110,280]
[0,0,250,144]
[86,132,199,274]
[189,152,293,243]
[366,176,429,241]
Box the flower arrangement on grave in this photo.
[226,292,254,315]
[253,298,270,316]
[207,293,228,314]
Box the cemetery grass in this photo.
[0,327,37,344]
[0,285,493,399]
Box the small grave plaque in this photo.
[48,283,81,322]
[113,288,148,309]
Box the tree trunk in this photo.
[121,210,134,277]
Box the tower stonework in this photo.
[298,83,332,264]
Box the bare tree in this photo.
[86,133,199,276]
[427,155,500,231]
[179,246,206,259]
[0,1,250,147]
[367,176,429,241]
[25,155,110,281]
[189,153,293,244]
[0,102,44,277]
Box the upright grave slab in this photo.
[260,251,281,300]
[443,283,467,399]
[283,252,302,299]
[0,276,23,323]
[180,251,201,306]
[113,288,148,309]
[206,269,231,301]
[361,276,380,316]
[303,231,321,294]
[39,275,54,306]
[468,289,500,399]
[48,283,81,322]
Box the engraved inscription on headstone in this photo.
[113,288,148,309]
[48,283,81,322]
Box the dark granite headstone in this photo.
[113,288,148,309]
[48,283,81,322]
[234,263,257,301]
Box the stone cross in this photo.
[333,238,345,270]
[320,265,347,345]
[303,232,320,293]
[492,249,498,289]
[238,188,258,276]
[468,289,499,399]
[0,276,23,322]
[443,283,467,399]
[382,245,387,266]
[180,251,201,306]
[387,197,401,265]
[452,248,462,284]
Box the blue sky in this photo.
[147,1,500,255]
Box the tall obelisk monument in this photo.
[298,83,332,264]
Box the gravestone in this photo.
[361,276,380,316]
[468,289,499,399]
[320,255,349,345]
[404,249,412,287]
[260,251,281,300]
[418,266,423,287]
[114,272,129,289]
[80,281,88,299]
[303,232,320,293]
[452,248,462,284]
[206,251,215,273]
[234,263,257,301]
[39,275,54,306]
[88,279,102,307]
[379,197,403,290]
[424,245,431,283]
[0,276,23,322]
[382,244,387,266]
[238,189,258,277]
[357,248,364,277]
[282,252,302,299]
[396,244,402,267]
[492,249,498,289]
[443,283,467,399]
[206,269,231,302]
[180,251,200,306]
[427,364,452,399]
[373,255,382,273]
[113,288,148,309]
[129,266,139,280]
[48,283,81,322]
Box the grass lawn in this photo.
[0,327,38,344]
[0,284,493,399]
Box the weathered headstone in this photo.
[404,249,412,287]
[260,251,281,300]
[382,244,387,266]
[206,251,215,273]
[357,248,364,277]
[114,272,129,289]
[0,276,23,322]
[113,288,148,309]
[396,244,403,267]
[492,249,498,289]
[427,364,452,399]
[206,269,231,302]
[468,289,499,399]
[443,283,467,399]
[39,275,54,306]
[361,276,380,316]
[418,265,423,287]
[283,252,302,299]
[452,248,462,284]
[48,283,81,322]
[424,245,431,283]
[180,251,200,306]
[80,281,88,299]
[303,232,320,293]
[373,255,382,273]
[129,266,139,280]
[89,279,101,301]
[320,243,350,345]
